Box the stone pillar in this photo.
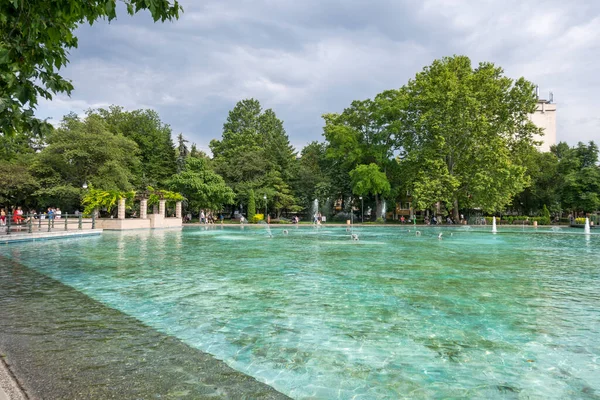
[176,201,182,219]
[118,198,126,220]
[159,200,166,217]
[140,199,148,219]
[153,204,158,214]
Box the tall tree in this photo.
[293,141,333,212]
[349,163,391,218]
[247,189,256,221]
[322,97,399,217]
[394,56,540,219]
[176,133,189,172]
[94,106,177,187]
[210,99,298,216]
[0,0,182,137]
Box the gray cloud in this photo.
[37,0,600,153]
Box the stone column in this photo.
[159,200,166,217]
[140,199,148,219]
[175,201,182,219]
[118,198,126,220]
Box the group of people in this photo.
[422,214,464,225]
[198,210,223,224]
[0,207,62,226]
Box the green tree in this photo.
[0,131,41,161]
[32,113,140,210]
[0,156,39,208]
[167,157,234,213]
[552,141,600,213]
[349,163,391,218]
[322,96,401,217]
[210,99,298,214]
[293,141,333,212]
[176,133,189,172]
[394,55,540,219]
[94,106,177,187]
[1,0,182,137]
[247,189,256,221]
[512,148,560,215]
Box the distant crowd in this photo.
[0,207,63,226]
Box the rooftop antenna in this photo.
[549,91,554,103]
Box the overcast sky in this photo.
[36,0,600,153]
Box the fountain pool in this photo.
[1,226,599,399]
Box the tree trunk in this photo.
[453,198,460,222]
[375,193,383,221]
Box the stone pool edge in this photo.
[0,355,27,400]
[0,255,291,400]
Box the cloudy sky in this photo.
[36,0,600,153]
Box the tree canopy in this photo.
[210,99,299,216]
[393,55,540,218]
[0,0,182,137]
[167,157,234,212]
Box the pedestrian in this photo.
[55,207,62,220]
[200,210,205,224]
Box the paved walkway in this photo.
[0,229,101,244]
[0,358,26,400]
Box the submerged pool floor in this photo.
[1,226,599,399]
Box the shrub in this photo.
[251,213,264,223]
[376,217,384,223]
[575,217,586,224]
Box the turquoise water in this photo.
[3,226,600,399]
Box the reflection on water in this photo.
[2,226,600,399]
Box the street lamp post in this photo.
[263,195,267,222]
[359,196,363,223]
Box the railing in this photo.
[0,213,97,235]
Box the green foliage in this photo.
[33,184,82,211]
[575,217,586,225]
[210,99,298,216]
[322,96,401,217]
[512,148,561,214]
[0,156,39,207]
[251,213,264,223]
[32,113,140,192]
[146,186,185,206]
[0,0,182,137]
[94,106,177,187]
[394,55,539,217]
[247,189,256,221]
[166,157,233,211]
[350,164,391,197]
[542,205,550,219]
[82,188,135,215]
[551,141,600,213]
[293,141,333,211]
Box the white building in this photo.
[529,95,556,153]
